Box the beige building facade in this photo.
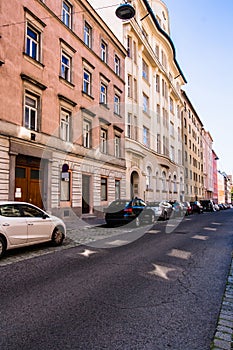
[90,0,187,202]
[181,90,204,202]
[0,0,127,218]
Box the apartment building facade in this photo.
[90,0,187,203]
[181,90,204,202]
[0,0,127,218]
[202,129,214,199]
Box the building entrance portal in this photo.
[130,171,139,198]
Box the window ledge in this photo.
[59,76,75,88]
[82,91,94,100]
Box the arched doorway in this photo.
[130,171,139,198]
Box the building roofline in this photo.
[142,0,187,83]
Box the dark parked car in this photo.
[147,201,173,221]
[200,199,215,212]
[190,201,203,214]
[104,198,156,227]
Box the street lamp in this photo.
[115,2,136,20]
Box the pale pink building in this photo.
[0,0,126,218]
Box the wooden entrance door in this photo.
[15,166,43,208]
[82,175,90,214]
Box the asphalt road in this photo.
[0,210,233,350]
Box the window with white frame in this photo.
[127,113,132,138]
[84,21,92,48]
[100,128,107,153]
[24,92,39,131]
[83,119,91,148]
[61,51,71,81]
[143,126,150,147]
[83,69,91,95]
[26,24,40,61]
[100,83,107,105]
[114,55,120,76]
[62,1,72,28]
[114,134,121,158]
[60,109,71,141]
[170,121,174,137]
[143,93,149,113]
[114,94,120,115]
[101,40,107,63]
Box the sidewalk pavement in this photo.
[64,217,233,349]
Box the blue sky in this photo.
[164,0,233,174]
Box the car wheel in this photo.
[0,236,6,258]
[52,227,64,246]
[135,216,140,227]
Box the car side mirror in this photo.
[42,213,49,219]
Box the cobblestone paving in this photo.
[211,257,233,349]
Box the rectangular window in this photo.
[83,119,91,148]
[114,55,120,76]
[101,40,107,63]
[60,110,71,141]
[84,21,92,48]
[170,97,174,113]
[127,36,132,58]
[142,59,149,81]
[100,128,107,153]
[62,1,72,28]
[114,135,121,158]
[157,134,161,153]
[114,94,120,115]
[127,113,131,138]
[156,74,160,93]
[133,41,137,64]
[143,126,150,147]
[115,180,120,200]
[26,24,40,61]
[157,104,160,123]
[128,74,132,98]
[100,83,107,105]
[83,69,91,95]
[133,115,138,141]
[143,93,149,113]
[24,93,39,131]
[101,177,107,201]
[61,51,71,81]
[133,78,137,101]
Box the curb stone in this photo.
[211,256,233,349]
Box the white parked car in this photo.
[0,202,66,258]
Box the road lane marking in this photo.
[204,227,217,231]
[192,235,209,240]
